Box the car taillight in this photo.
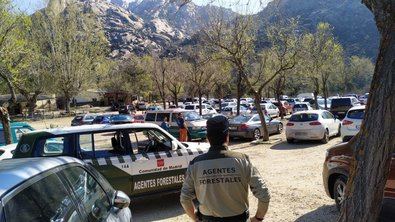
[342,120,353,125]
[309,121,322,125]
[286,122,294,126]
[240,124,249,130]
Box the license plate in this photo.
[295,132,307,136]
[229,126,237,130]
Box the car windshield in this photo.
[294,104,307,108]
[331,98,351,107]
[183,111,201,121]
[290,113,319,122]
[347,109,365,119]
[233,115,251,122]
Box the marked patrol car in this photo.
[12,123,210,198]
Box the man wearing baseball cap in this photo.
[180,115,270,222]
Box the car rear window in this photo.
[347,109,365,119]
[111,115,131,121]
[294,104,307,108]
[145,113,156,121]
[331,98,351,107]
[185,105,195,110]
[233,115,251,122]
[290,113,319,122]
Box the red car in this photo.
[273,101,292,116]
[323,142,395,220]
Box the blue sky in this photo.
[12,0,270,14]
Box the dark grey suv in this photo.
[0,157,132,222]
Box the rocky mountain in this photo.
[258,0,379,59]
[125,0,238,35]
[47,0,186,58]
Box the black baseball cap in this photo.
[206,115,229,138]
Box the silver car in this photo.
[229,114,283,140]
[0,157,132,222]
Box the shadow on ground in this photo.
[131,193,184,221]
[270,140,327,150]
[294,205,339,222]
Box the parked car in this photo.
[317,98,332,110]
[118,104,135,114]
[92,114,112,124]
[359,93,369,105]
[323,142,395,220]
[0,122,34,146]
[109,114,134,124]
[260,103,280,118]
[292,102,313,113]
[229,114,283,140]
[137,102,147,110]
[286,98,300,107]
[144,109,207,140]
[184,104,217,115]
[341,105,365,142]
[285,110,341,143]
[273,101,292,116]
[221,106,250,116]
[133,114,145,123]
[71,114,97,126]
[12,124,209,198]
[330,97,361,118]
[0,157,132,221]
[146,105,164,111]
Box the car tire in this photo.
[321,130,329,144]
[286,138,294,143]
[253,128,261,140]
[336,124,341,137]
[334,175,348,210]
[277,123,283,134]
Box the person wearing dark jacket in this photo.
[180,115,270,222]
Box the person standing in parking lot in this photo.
[177,113,188,142]
[180,115,270,222]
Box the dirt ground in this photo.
[28,117,341,222]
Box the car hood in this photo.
[188,119,207,127]
[182,142,210,151]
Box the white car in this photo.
[293,102,313,112]
[341,105,365,142]
[221,106,250,116]
[0,143,17,160]
[184,104,217,115]
[261,103,280,118]
[286,110,341,143]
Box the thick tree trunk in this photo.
[0,107,12,145]
[27,95,38,117]
[162,97,166,110]
[253,93,269,141]
[198,92,203,116]
[236,72,242,116]
[174,93,178,108]
[339,1,395,221]
[313,89,319,110]
[64,93,71,113]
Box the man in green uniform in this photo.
[180,115,270,222]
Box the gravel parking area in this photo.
[29,117,341,222]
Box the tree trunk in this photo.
[236,72,242,116]
[313,88,319,110]
[218,98,222,113]
[27,95,38,117]
[253,93,269,141]
[339,1,395,221]
[198,92,203,116]
[162,97,166,110]
[64,93,71,113]
[0,107,12,145]
[174,92,178,108]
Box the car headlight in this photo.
[191,126,206,131]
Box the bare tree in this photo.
[166,58,187,107]
[338,0,395,221]
[144,56,169,109]
[202,14,256,116]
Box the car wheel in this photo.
[334,176,348,210]
[286,138,294,143]
[321,130,329,144]
[253,128,261,140]
[336,124,341,137]
[277,123,283,134]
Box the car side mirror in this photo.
[112,190,130,209]
[171,140,178,150]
